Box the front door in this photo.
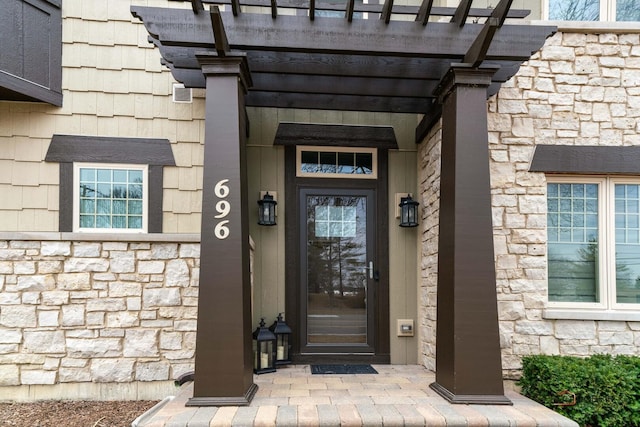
[299,188,376,355]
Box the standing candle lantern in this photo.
[269,313,292,366]
[252,318,276,374]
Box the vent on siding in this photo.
[173,83,192,103]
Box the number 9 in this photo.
[215,200,230,218]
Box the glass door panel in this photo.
[301,189,375,353]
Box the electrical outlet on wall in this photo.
[397,319,414,337]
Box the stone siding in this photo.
[0,237,199,392]
[418,31,640,378]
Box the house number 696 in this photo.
[213,179,230,240]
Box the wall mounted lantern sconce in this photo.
[398,194,419,228]
[258,191,277,226]
[269,313,292,366]
[253,318,277,374]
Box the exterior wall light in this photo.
[257,191,277,226]
[269,313,292,366]
[399,195,419,227]
[253,318,277,374]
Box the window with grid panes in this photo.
[547,177,640,309]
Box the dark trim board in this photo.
[530,145,640,175]
[45,135,176,233]
[274,123,398,149]
[0,0,62,106]
[45,135,176,166]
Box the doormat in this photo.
[310,364,378,374]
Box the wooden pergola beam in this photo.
[231,0,241,16]
[451,0,472,27]
[170,0,531,19]
[380,0,394,24]
[415,0,434,26]
[134,8,554,62]
[463,0,514,67]
[210,6,230,56]
[191,0,204,13]
[346,0,355,22]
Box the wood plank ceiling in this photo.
[132,0,555,140]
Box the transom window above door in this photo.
[296,146,377,179]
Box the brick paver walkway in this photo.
[133,365,578,426]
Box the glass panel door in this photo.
[300,188,375,354]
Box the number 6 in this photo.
[214,220,230,239]
[214,179,230,198]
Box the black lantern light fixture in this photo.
[253,318,277,374]
[399,195,419,227]
[269,313,292,366]
[257,192,277,226]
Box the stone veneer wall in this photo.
[0,234,201,400]
[418,31,640,378]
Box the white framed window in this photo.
[73,163,148,233]
[544,0,640,22]
[547,176,640,312]
[296,146,377,179]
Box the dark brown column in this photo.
[429,65,511,405]
[187,54,257,406]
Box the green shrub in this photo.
[519,355,640,427]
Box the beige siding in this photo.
[246,108,420,363]
[2,0,423,365]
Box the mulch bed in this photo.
[0,400,158,427]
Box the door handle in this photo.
[369,261,374,279]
